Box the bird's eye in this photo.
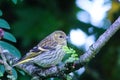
[59,35,63,38]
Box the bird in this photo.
[13,30,67,68]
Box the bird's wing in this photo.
[12,46,55,66]
[23,46,51,60]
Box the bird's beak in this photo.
[66,36,70,40]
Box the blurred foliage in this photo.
[108,0,120,22]
[0,12,20,79]
[0,0,120,80]
[11,0,18,4]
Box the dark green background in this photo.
[0,0,120,80]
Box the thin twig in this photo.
[0,59,3,64]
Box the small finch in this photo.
[13,30,67,68]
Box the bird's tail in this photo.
[12,58,33,67]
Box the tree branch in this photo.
[0,46,16,80]
[80,16,120,63]
[1,16,120,79]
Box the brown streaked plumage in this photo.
[13,30,67,67]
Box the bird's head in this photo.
[52,30,67,45]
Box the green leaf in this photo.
[63,46,79,62]
[0,65,5,77]
[0,10,2,16]
[0,19,10,29]
[12,68,18,79]
[63,46,76,54]
[17,70,25,76]
[0,41,21,58]
[4,31,16,42]
[67,75,72,80]
[11,0,17,4]
[71,54,78,57]
[0,72,3,77]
